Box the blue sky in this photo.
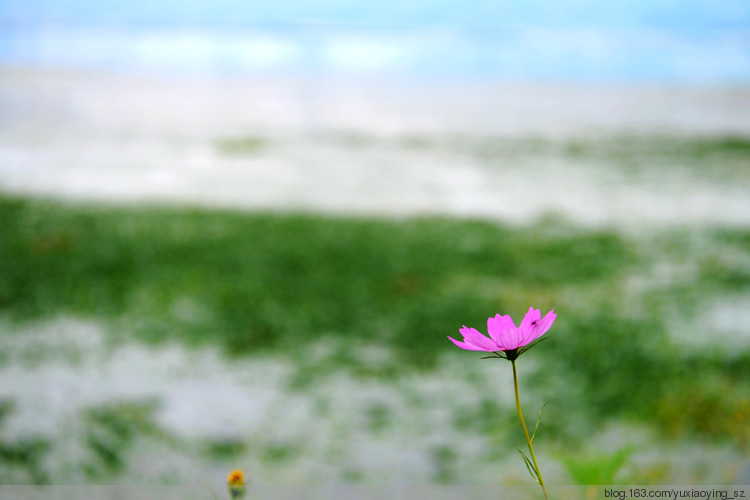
[1,0,748,81]
[2,0,747,29]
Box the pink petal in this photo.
[459,326,500,351]
[519,307,541,334]
[487,314,515,349]
[447,336,495,352]
[506,327,525,350]
[518,307,542,345]
[486,314,503,343]
[522,309,557,345]
[458,325,483,340]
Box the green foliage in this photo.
[82,401,160,478]
[0,437,50,484]
[204,439,248,460]
[0,400,50,483]
[543,310,671,419]
[214,136,268,155]
[262,442,300,463]
[430,445,458,483]
[1,193,749,447]
[561,447,634,485]
[655,369,750,445]
[0,195,633,368]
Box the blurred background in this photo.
[0,0,749,488]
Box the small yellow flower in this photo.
[227,469,246,500]
[227,469,245,486]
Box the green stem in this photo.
[512,359,549,500]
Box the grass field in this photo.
[1,191,749,485]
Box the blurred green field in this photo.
[0,194,749,483]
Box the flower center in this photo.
[504,348,519,361]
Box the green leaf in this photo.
[530,400,550,443]
[518,336,550,356]
[561,446,634,485]
[517,449,539,483]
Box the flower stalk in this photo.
[512,359,549,500]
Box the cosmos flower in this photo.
[448,307,556,360]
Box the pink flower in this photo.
[448,307,556,359]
